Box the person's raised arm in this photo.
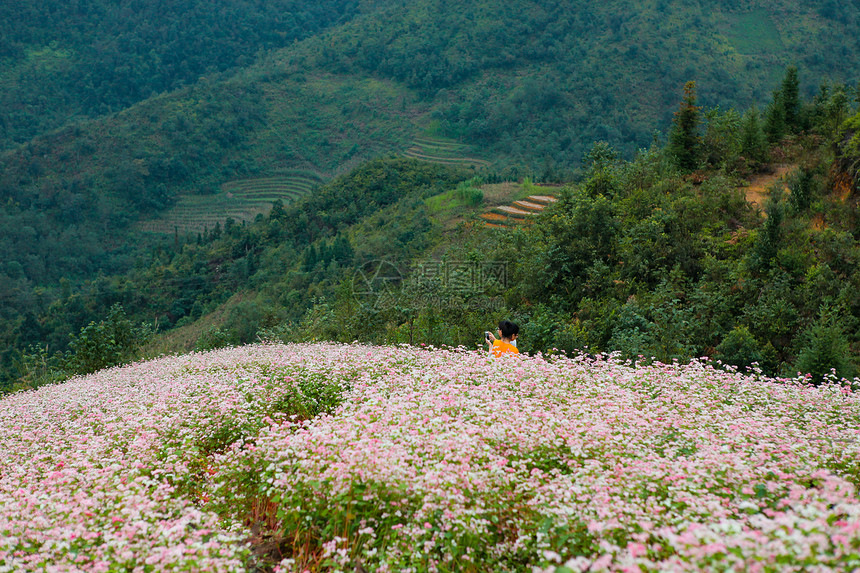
[485,330,496,354]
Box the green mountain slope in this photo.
[14,94,860,392]
[2,0,860,386]
[301,0,858,162]
[4,0,856,283]
[5,0,858,165]
[0,0,367,149]
[0,71,420,285]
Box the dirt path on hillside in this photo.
[743,164,796,211]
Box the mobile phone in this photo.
[485,331,492,342]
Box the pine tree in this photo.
[795,308,853,384]
[319,241,333,266]
[332,235,354,263]
[824,84,849,136]
[788,167,815,212]
[764,91,786,144]
[740,106,766,162]
[752,191,784,270]
[668,81,702,171]
[303,244,318,272]
[781,65,801,132]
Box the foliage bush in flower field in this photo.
[1,343,859,572]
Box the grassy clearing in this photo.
[424,176,489,226]
[423,178,562,229]
[721,9,784,55]
[425,188,476,215]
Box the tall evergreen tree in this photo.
[303,244,319,272]
[764,90,786,143]
[781,65,801,132]
[752,191,785,270]
[332,235,354,263]
[795,307,853,383]
[740,106,766,162]
[788,167,815,212]
[668,81,702,171]
[825,84,849,135]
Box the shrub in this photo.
[716,325,764,372]
[195,326,236,351]
[454,176,484,206]
[794,308,854,383]
[66,304,153,375]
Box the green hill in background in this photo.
[4,0,859,166]
[2,0,860,388]
[0,0,366,149]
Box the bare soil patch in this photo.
[742,164,796,211]
[481,212,509,222]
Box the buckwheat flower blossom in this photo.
[2,343,859,571]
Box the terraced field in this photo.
[136,172,323,235]
[481,193,557,227]
[403,137,490,168]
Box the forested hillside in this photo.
[260,77,860,384]
[7,68,860,392]
[2,1,860,388]
[6,0,857,160]
[306,0,860,164]
[0,0,366,148]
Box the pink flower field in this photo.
[1,343,859,572]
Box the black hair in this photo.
[498,320,519,339]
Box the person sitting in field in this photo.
[487,320,520,357]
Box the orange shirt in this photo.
[491,339,519,357]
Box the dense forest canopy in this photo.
[1,0,860,390]
[3,0,858,155]
[291,0,860,165]
[7,71,860,392]
[0,0,366,148]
